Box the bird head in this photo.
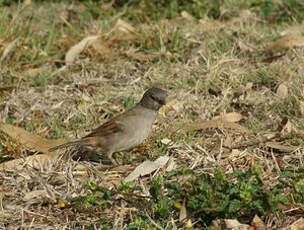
[140,87,167,110]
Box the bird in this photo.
[49,87,167,164]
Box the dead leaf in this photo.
[213,112,243,123]
[106,19,140,43]
[1,38,18,61]
[280,22,304,37]
[185,219,193,229]
[166,158,176,172]
[169,100,184,112]
[252,215,266,230]
[124,156,170,182]
[286,218,304,230]
[161,99,184,115]
[238,40,253,53]
[245,82,253,91]
[65,35,99,65]
[23,0,31,7]
[263,133,276,139]
[161,138,172,145]
[179,199,187,222]
[113,19,137,34]
[265,35,304,53]
[224,219,250,230]
[24,190,50,201]
[0,187,11,193]
[0,122,66,154]
[231,149,241,156]
[0,154,56,171]
[280,119,293,134]
[276,157,285,170]
[173,120,248,134]
[51,101,64,110]
[276,83,288,99]
[223,134,233,148]
[91,42,114,60]
[108,33,137,43]
[181,11,195,21]
[265,142,297,152]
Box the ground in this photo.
[0,0,304,229]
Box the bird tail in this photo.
[49,140,85,152]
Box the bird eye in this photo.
[150,95,156,101]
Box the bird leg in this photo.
[107,152,118,165]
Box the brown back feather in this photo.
[85,119,123,138]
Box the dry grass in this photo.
[0,1,304,229]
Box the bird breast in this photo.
[127,107,157,145]
[114,106,158,152]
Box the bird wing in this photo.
[85,106,141,138]
[85,115,125,138]
[49,107,137,152]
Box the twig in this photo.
[145,211,164,230]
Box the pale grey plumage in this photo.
[49,87,167,164]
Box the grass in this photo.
[0,0,304,229]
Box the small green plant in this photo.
[164,165,287,227]
[67,113,90,132]
[33,73,50,90]
[251,0,304,23]
[250,68,278,89]
[71,180,112,213]
[49,121,65,139]
[150,177,173,220]
[122,96,135,109]
[278,170,304,203]
[68,167,303,228]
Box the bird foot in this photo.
[107,153,119,165]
